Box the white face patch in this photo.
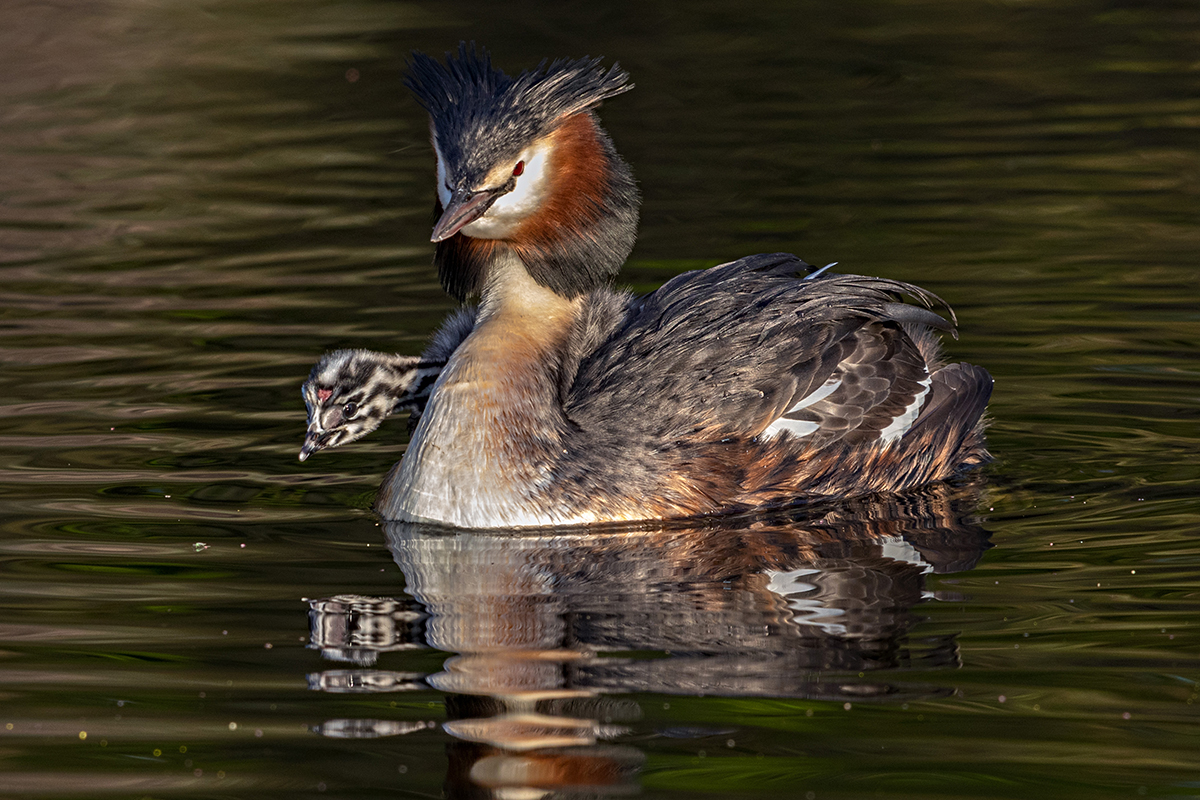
[460,138,554,239]
[433,139,452,208]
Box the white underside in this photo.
[380,353,597,528]
[382,374,592,528]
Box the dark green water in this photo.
[2,1,1198,797]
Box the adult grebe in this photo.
[301,45,992,528]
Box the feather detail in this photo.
[407,44,632,185]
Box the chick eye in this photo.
[512,160,525,177]
[343,402,358,418]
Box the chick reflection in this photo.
[309,480,989,798]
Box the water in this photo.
[2,0,1198,797]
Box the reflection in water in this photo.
[308,594,426,666]
[308,480,988,797]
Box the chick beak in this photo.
[299,429,331,462]
[431,188,499,242]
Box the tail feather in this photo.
[906,362,993,469]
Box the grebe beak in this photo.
[431,187,500,242]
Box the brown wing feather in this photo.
[542,253,989,518]
[776,321,933,448]
[565,253,953,447]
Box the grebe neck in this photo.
[375,253,582,527]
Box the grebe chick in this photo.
[334,45,993,527]
[301,308,476,460]
[299,351,438,461]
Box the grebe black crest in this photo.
[407,43,639,301]
[301,45,993,528]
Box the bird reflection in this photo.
[307,478,990,798]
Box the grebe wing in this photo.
[565,252,958,449]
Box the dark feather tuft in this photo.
[406,43,633,186]
[415,50,640,300]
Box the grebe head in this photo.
[406,44,640,300]
[300,350,436,461]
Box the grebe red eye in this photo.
[512,160,525,177]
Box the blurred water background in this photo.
[1,1,1198,797]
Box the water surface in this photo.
[1,1,1198,797]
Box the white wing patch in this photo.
[763,377,842,440]
[765,568,848,635]
[879,537,934,574]
[878,374,932,445]
[789,377,842,411]
[764,418,820,439]
[761,369,932,446]
[765,538,933,634]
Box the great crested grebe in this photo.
[300,310,472,460]
[301,45,993,528]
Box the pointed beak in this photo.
[299,429,331,462]
[431,188,499,243]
